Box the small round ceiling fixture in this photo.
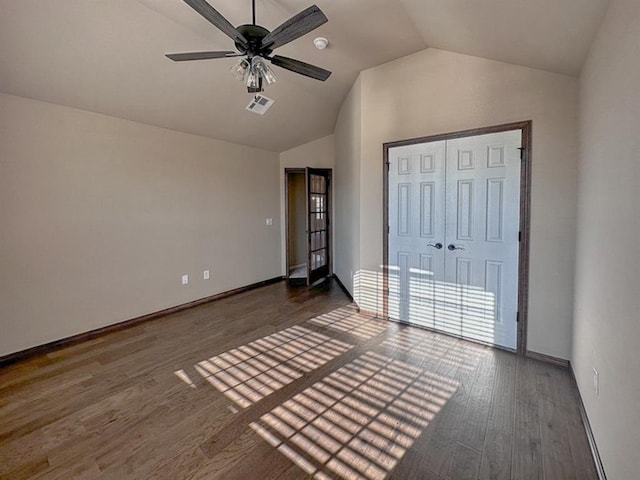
[313,37,329,50]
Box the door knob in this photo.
[427,242,443,249]
[448,244,465,251]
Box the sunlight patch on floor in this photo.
[194,325,353,408]
[380,328,483,372]
[307,306,389,340]
[250,351,460,480]
[173,369,196,388]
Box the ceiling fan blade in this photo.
[270,55,331,81]
[261,5,327,51]
[166,51,239,61]
[183,0,248,49]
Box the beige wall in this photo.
[334,78,362,295]
[573,1,640,478]
[0,93,281,357]
[335,48,579,359]
[279,135,335,275]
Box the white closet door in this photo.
[388,130,521,350]
[388,141,446,328]
[444,130,521,349]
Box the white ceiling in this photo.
[0,0,609,152]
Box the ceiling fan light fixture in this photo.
[262,66,278,86]
[230,58,250,81]
[252,56,278,86]
[245,66,260,90]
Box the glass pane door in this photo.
[307,168,331,284]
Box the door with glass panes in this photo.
[306,168,331,284]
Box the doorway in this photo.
[285,168,332,286]
[383,122,531,353]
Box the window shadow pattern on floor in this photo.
[250,350,460,480]
[307,306,389,340]
[194,325,353,408]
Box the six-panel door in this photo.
[388,130,521,350]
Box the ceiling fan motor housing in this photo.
[236,24,272,56]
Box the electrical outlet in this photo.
[181,274,189,285]
[593,368,599,395]
[203,270,210,280]
[266,218,273,226]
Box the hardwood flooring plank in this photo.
[456,350,494,453]
[445,442,482,480]
[478,349,516,480]
[540,362,598,480]
[32,460,102,480]
[511,398,543,480]
[388,450,444,480]
[535,361,577,480]
[187,428,294,480]
[512,357,544,480]
[1,458,50,480]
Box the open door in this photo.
[306,168,331,285]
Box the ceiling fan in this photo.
[166,0,332,93]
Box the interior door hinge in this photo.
[516,311,520,323]
[518,230,522,242]
[386,161,391,171]
[387,225,390,234]
[517,147,525,160]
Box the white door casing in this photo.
[388,130,522,350]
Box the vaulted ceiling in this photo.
[0,0,609,151]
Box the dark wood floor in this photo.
[0,279,597,480]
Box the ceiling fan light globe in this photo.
[230,58,250,81]
[252,57,278,86]
[262,67,278,86]
[246,68,260,89]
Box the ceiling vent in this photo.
[246,94,275,115]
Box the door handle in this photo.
[427,242,443,250]
[447,244,465,251]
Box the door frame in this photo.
[285,168,333,285]
[382,120,532,355]
[285,168,306,283]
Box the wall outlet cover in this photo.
[203,270,210,280]
[181,274,189,285]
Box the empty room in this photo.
[1,1,638,479]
